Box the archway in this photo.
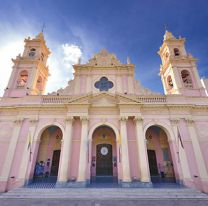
[145,125,176,183]
[91,125,118,183]
[33,126,63,183]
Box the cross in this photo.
[41,23,46,33]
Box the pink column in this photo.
[25,140,40,183]
[168,140,182,182]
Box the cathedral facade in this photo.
[0,31,208,193]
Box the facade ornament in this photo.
[185,119,195,125]
[134,116,143,123]
[170,119,179,125]
[14,118,23,124]
[65,116,74,123]
[120,116,128,122]
[80,116,89,123]
[87,49,121,67]
[29,118,39,125]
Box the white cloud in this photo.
[45,43,82,94]
[0,39,83,96]
[0,40,24,96]
[0,20,84,96]
[62,44,82,67]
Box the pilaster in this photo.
[0,118,23,191]
[170,119,192,184]
[185,119,208,182]
[18,119,39,182]
[134,117,150,182]
[57,117,74,184]
[77,116,89,183]
[120,116,131,182]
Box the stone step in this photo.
[1,188,208,200]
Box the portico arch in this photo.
[143,121,175,142]
[144,122,179,183]
[26,123,64,184]
[88,122,119,142]
[88,123,120,183]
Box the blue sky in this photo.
[0,0,208,95]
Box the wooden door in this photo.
[96,144,113,176]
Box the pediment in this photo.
[67,92,142,106]
[90,92,118,107]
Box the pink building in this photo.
[0,31,208,193]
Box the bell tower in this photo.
[4,32,50,97]
[158,31,206,96]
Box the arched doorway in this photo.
[145,126,176,183]
[91,126,118,183]
[33,126,63,183]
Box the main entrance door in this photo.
[96,144,113,176]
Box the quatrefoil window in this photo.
[94,77,114,91]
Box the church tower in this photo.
[158,31,206,96]
[4,32,50,97]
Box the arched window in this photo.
[17,70,28,87]
[174,48,180,56]
[167,75,174,89]
[36,76,43,91]
[181,70,193,88]
[29,48,36,57]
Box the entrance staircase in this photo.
[1,187,208,200]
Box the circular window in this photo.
[100,146,108,155]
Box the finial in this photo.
[41,23,46,33]
[164,24,168,32]
[127,57,131,64]
[78,57,81,64]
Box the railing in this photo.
[42,96,73,104]
[137,96,166,103]
[41,94,166,104]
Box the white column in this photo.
[170,119,192,181]
[186,119,208,181]
[120,116,131,182]
[134,117,150,182]
[77,116,89,182]
[17,119,38,181]
[58,117,73,182]
[0,119,23,183]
